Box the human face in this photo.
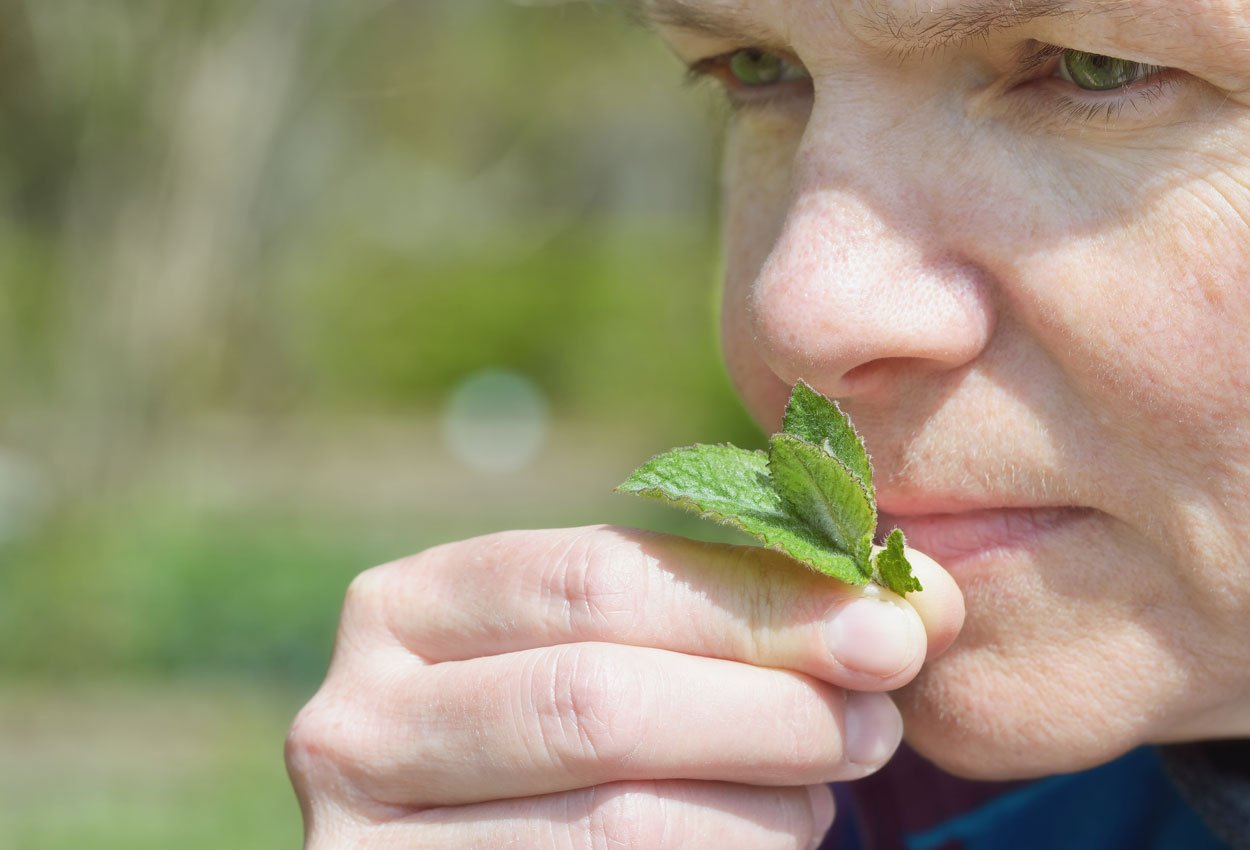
[640,0,1250,779]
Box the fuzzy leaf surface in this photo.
[782,379,875,505]
[873,528,922,595]
[616,444,867,584]
[617,383,923,595]
[767,433,875,579]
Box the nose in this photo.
[748,179,996,401]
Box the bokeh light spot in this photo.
[440,369,549,474]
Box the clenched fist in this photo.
[286,525,963,848]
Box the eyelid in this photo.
[687,49,813,105]
[1018,43,1170,93]
[1010,44,1183,128]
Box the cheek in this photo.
[720,113,806,429]
[951,135,1250,572]
[899,170,1250,775]
[1012,173,1250,502]
[845,137,1250,764]
[1007,171,1250,629]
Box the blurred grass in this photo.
[0,679,302,849]
[1,421,759,685]
[0,0,761,845]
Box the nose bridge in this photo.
[748,129,995,396]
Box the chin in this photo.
[891,644,1164,782]
[886,515,1207,781]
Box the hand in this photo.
[286,525,964,849]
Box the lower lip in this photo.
[877,507,1091,567]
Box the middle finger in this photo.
[331,641,902,809]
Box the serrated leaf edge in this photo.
[766,433,875,578]
[614,394,925,595]
[612,442,765,471]
[870,528,923,595]
[617,484,869,585]
[774,432,877,516]
[783,380,877,508]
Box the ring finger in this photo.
[312,780,837,850]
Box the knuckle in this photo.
[725,547,783,655]
[339,555,435,654]
[287,681,409,811]
[779,684,844,778]
[551,529,649,635]
[535,646,647,776]
[727,547,833,665]
[581,782,672,850]
[741,547,812,616]
[285,692,358,793]
[340,563,398,637]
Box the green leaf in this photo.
[616,444,868,584]
[616,382,922,595]
[767,433,874,579]
[873,528,922,595]
[782,379,874,506]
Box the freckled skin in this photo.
[679,0,1250,777]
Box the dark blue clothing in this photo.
[819,746,1232,849]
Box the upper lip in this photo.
[873,492,1072,518]
[862,436,1092,522]
[873,505,1083,536]
[871,503,1093,561]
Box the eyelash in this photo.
[1015,43,1178,126]
[687,45,1181,125]
[685,53,812,110]
[1050,79,1178,124]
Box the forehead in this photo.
[637,0,1078,34]
[635,0,1084,53]
[636,0,1250,85]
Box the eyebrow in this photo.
[866,0,1079,51]
[625,0,778,44]
[629,0,1083,52]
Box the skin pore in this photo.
[638,0,1250,778]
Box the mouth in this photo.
[876,506,1093,568]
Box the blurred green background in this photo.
[0,0,760,846]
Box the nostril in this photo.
[836,356,957,400]
[839,360,889,396]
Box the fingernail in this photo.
[843,691,903,768]
[806,784,836,850]
[823,597,919,677]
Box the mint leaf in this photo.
[617,382,922,595]
[616,444,866,583]
[873,528,922,596]
[768,434,874,580]
[782,379,875,506]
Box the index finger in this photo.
[343,525,964,691]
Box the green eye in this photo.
[1057,50,1156,91]
[727,49,807,87]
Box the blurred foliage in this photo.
[0,0,762,845]
[0,0,761,673]
[0,0,752,433]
